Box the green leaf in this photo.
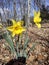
[3,33,17,58]
[22,37,30,57]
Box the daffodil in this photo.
[7,19,26,37]
[33,10,42,28]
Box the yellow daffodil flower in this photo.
[33,10,42,28]
[7,19,26,37]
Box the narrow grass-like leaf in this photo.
[16,41,20,57]
[22,37,30,57]
[3,33,17,58]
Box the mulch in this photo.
[0,22,49,65]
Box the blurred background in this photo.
[0,0,49,23]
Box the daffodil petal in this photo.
[17,21,24,26]
[34,17,41,23]
[34,17,38,23]
[11,19,17,25]
[38,17,41,22]
[36,23,41,28]
[16,21,24,27]
[7,26,14,32]
[12,32,16,37]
